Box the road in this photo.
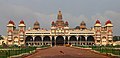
[25,46,111,58]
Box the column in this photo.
[33,36,35,46]
[85,35,87,45]
[50,36,52,47]
[68,36,70,44]
[54,36,57,46]
[76,36,79,45]
[63,36,65,46]
[41,36,43,45]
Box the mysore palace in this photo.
[6,11,113,46]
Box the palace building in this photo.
[6,11,113,46]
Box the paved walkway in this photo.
[25,46,111,58]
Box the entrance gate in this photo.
[56,36,64,45]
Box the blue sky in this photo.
[0,0,120,35]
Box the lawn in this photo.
[74,45,120,56]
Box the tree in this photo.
[0,35,3,40]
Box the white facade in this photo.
[6,11,113,46]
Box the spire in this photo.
[57,10,62,20]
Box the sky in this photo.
[0,0,120,36]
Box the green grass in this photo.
[74,45,120,56]
[0,47,36,58]
[0,45,51,58]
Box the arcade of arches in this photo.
[25,35,95,46]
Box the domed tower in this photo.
[56,10,64,27]
[94,20,101,45]
[80,21,86,29]
[18,20,26,45]
[19,20,26,31]
[105,19,113,45]
[33,21,40,30]
[7,20,16,45]
[94,20,101,30]
[105,19,113,30]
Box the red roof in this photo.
[65,21,68,24]
[95,20,101,24]
[52,21,54,24]
[8,20,15,25]
[105,20,112,25]
[20,20,25,24]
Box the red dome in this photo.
[52,21,54,24]
[20,20,24,24]
[8,20,15,25]
[65,21,68,24]
[95,20,101,24]
[105,20,112,25]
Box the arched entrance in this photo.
[25,36,33,46]
[34,36,42,41]
[69,36,77,45]
[34,36,42,46]
[43,36,51,45]
[56,36,64,45]
[87,36,95,45]
[87,36,94,41]
[78,36,85,45]
[78,36,85,41]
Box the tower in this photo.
[94,20,101,45]
[19,20,26,45]
[56,10,64,27]
[80,21,86,29]
[51,10,69,35]
[105,19,113,45]
[7,20,16,45]
[33,21,40,30]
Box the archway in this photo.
[87,36,94,41]
[69,36,77,41]
[78,36,85,45]
[87,36,95,45]
[78,36,85,41]
[69,36,77,45]
[34,36,42,41]
[25,36,33,45]
[25,36,33,42]
[43,36,51,45]
[43,36,50,41]
[56,36,64,45]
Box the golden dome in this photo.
[34,21,40,30]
